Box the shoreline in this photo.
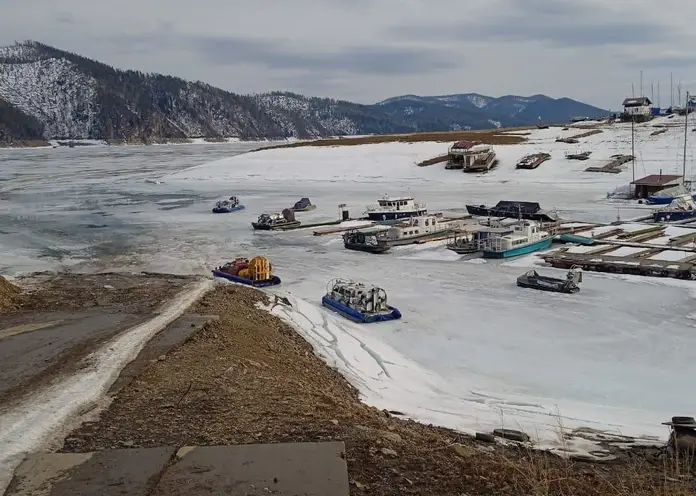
[0,137,298,150]
[1,272,693,495]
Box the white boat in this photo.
[481,220,553,258]
[365,194,427,221]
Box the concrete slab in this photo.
[0,312,143,399]
[154,442,349,496]
[5,448,174,496]
[108,313,217,394]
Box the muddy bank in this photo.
[61,285,694,496]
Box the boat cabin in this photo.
[365,195,427,221]
[484,221,548,251]
[462,145,495,169]
[387,215,446,239]
[621,97,653,122]
[447,140,476,167]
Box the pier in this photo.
[584,154,634,173]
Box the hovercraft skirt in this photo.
[212,271,281,287]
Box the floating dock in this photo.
[584,154,634,173]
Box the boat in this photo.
[565,151,591,160]
[653,194,696,222]
[516,266,582,294]
[365,194,427,221]
[446,224,514,254]
[481,220,553,258]
[212,257,281,287]
[462,145,497,172]
[291,197,316,212]
[647,185,696,204]
[321,278,401,323]
[344,214,467,253]
[446,140,476,169]
[251,209,301,230]
[343,226,391,253]
[516,152,551,170]
[465,201,559,222]
[212,196,245,213]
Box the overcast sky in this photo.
[1,0,694,109]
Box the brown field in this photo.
[252,127,536,152]
[63,285,695,496]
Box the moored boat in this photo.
[212,257,281,287]
[365,194,427,221]
[481,220,553,258]
[446,225,514,254]
[565,151,591,160]
[251,209,301,230]
[343,226,391,253]
[291,197,316,212]
[462,145,497,172]
[516,266,582,293]
[212,196,245,213]
[465,201,558,222]
[516,152,551,169]
[345,214,467,253]
[647,185,696,205]
[446,140,476,169]
[653,194,696,222]
[321,278,401,323]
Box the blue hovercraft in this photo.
[321,278,401,323]
[212,196,245,213]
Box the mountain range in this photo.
[0,41,608,143]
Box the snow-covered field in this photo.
[2,118,696,459]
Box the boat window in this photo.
[425,219,429,226]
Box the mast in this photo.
[640,70,643,97]
[658,81,661,108]
[671,73,674,108]
[683,91,689,185]
[631,116,635,183]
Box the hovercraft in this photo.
[321,278,401,323]
[516,266,582,294]
[212,196,245,213]
[212,256,281,287]
[251,209,301,230]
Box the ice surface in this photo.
[2,121,696,458]
[649,250,691,261]
[606,246,651,257]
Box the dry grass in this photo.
[60,285,695,495]
[0,276,23,313]
[253,127,533,152]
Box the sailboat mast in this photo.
[683,91,689,184]
[671,73,674,108]
[631,117,635,183]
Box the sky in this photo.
[1,0,695,110]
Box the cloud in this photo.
[0,0,694,109]
[190,35,455,75]
[390,0,672,47]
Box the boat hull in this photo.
[516,278,579,293]
[482,237,553,258]
[465,205,557,222]
[343,242,390,253]
[366,210,427,221]
[251,220,302,230]
[212,205,245,213]
[647,194,696,205]
[292,205,316,212]
[321,295,401,323]
[653,210,696,222]
[212,271,281,287]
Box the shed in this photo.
[630,174,682,199]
